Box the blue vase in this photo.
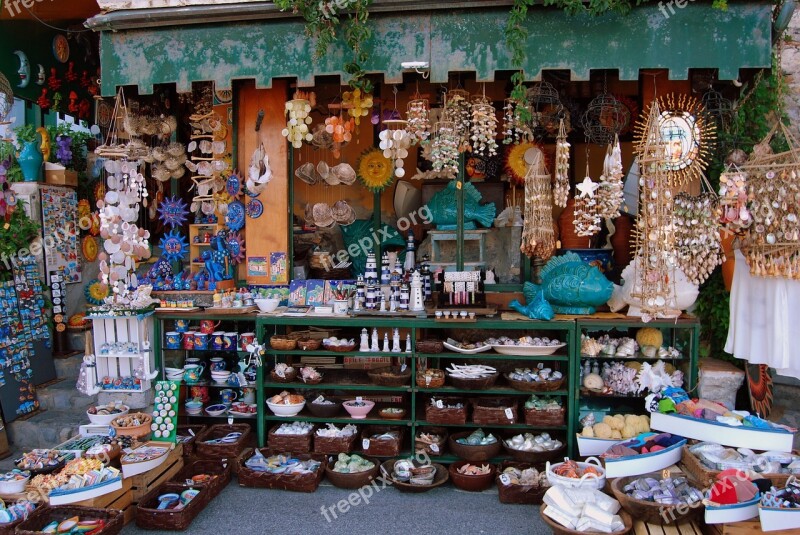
[17,141,43,182]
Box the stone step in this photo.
[7,410,87,451]
[36,379,95,412]
[774,382,800,409]
[53,353,86,381]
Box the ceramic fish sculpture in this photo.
[509,290,554,320]
[523,252,613,314]
[427,180,496,229]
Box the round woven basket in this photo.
[447,372,499,390]
[505,374,565,392]
[270,368,298,383]
[502,441,566,464]
[325,456,380,489]
[448,431,501,462]
[111,413,153,439]
[380,460,449,493]
[323,341,357,352]
[415,426,448,456]
[367,366,412,387]
[416,369,446,388]
[307,399,342,418]
[270,335,297,351]
[299,372,324,385]
[610,474,705,525]
[539,504,634,535]
[296,338,322,351]
[449,460,496,492]
[416,339,444,354]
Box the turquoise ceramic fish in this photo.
[524,252,613,314]
[509,290,554,320]
[427,180,496,229]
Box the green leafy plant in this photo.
[505,0,534,123]
[12,124,37,145]
[693,270,732,362]
[0,200,41,261]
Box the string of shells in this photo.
[186,105,228,216]
[406,98,431,144]
[520,149,556,259]
[379,120,412,178]
[595,135,624,218]
[673,192,723,285]
[430,121,460,174]
[502,98,532,145]
[573,166,601,237]
[443,89,471,151]
[149,142,187,182]
[717,166,752,231]
[470,100,498,157]
[553,118,570,208]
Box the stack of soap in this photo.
[543,484,626,532]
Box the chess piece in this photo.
[382,332,390,352]
[405,333,413,353]
[359,328,369,352]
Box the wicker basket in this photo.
[449,460,497,492]
[540,504,633,535]
[323,341,356,352]
[136,482,209,531]
[325,455,380,489]
[680,445,794,489]
[270,367,298,383]
[176,425,208,459]
[111,413,153,439]
[367,366,411,387]
[415,426,449,456]
[237,449,326,492]
[505,374,565,393]
[471,398,518,425]
[18,506,124,535]
[270,335,297,351]
[496,461,550,505]
[416,369,446,388]
[524,406,566,427]
[268,424,315,454]
[287,330,331,341]
[361,426,404,457]
[447,372,499,390]
[502,440,566,464]
[380,460,450,493]
[314,430,359,455]
[195,424,251,460]
[424,397,467,425]
[448,430,502,462]
[307,400,342,418]
[171,458,231,496]
[610,474,704,525]
[416,340,444,353]
[299,373,324,385]
[296,338,322,351]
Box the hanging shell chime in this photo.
[673,192,723,285]
[573,165,601,237]
[520,148,556,260]
[595,135,625,219]
[553,118,570,208]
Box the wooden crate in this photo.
[636,519,703,535]
[130,444,184,502]
[74,477,132,508]
[703,519,798,535]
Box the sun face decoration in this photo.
[85,279,109,305]
[158,229,189,263]
[504,142,549,187]
[157,195,189,229]
[357,148,394,192]
[82,235,98,262]
[634,93,716,187]
[224,230,246,265]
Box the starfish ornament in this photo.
[576,176,599,198]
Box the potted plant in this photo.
[0,139,23,183]
[46,123,92,186]
[12,124,42,182]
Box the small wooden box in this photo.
[45,168,78,187]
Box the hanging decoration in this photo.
[84,279,110,306]
[735,122,800,279]
[717,165,751,232]
[505,142,547,187]
[554,118,571,208]
[406,98,431,145]
[470,97,498,157]
[81,235,98,262]
[573,165,601,237]
[157,195,189,229]
[246,199,263,219]
[225,172,243,199]
[324,114,354,158]
[582,90,629,146]
[701,85,733,132]
[673,191,723,285]
[342,87,373,126]
[502,97,533,145]
[224,230,246,265]
[527,82,563,139]
[634,93,716,187]
[430,122,460,176]
[226,199,246,231]
[282,98,314,148]
[595,135,625,219]
[630,98,676,320]
[158,229,189,263]
[379,120,412,179]
[246,145,272,195]
[520,147,556,260]
[443,89,471,151]
[356,147,394,192]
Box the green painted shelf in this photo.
[414,387,569,396]
[416,352,569,361]
[264,349,408,357]
[263,381,411,392]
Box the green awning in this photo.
[97,3,771,96]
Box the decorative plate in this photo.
[246,199,263,219]
[82,235,98,262]
[442,341,492,354]
[226,200,245,231]
[52,34,69,63]
[490,343,566,356]
[225,172,242,198]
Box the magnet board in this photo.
[40,186,81,283]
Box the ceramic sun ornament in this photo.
[520,147,556,260]
[573,168,601,237]
[156,196,188,229]
[357,148,394,192]
[158,229,189,263]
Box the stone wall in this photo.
[782,10,800,137]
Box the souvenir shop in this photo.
[0,0,797,533]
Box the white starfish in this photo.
[576,176,599,198]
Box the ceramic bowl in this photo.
[342,400,375,419]
[204,404,228,417]
[0,472,29,494]
[86,405,130,425]
[211,371,231,383]
[266,400,306,417]
[185,401,203,415]
[255,298,280,313]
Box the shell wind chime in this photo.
[631,99,675,320]
[520,148,556,260]
[406,92,431,145]
[443,89,471,151]
[573,164,601,237]
[430,121,460,175]
[673,189,723,285]
[470,93,498,157]
[553,118,570,208]
[502,98,533,145]
[595,135,625,219]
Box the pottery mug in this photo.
[210,357,225,372]
[183,365,204,384]
[190,386,209,403]
[211,331,225,350]
[165,332,181,350]
[240,332,255,350]
[182,331,195,350]
[193,332,209,350]
[174,319,190,333]
[223,332,238,351]
[240,387,256,404]
[199,320,221,335]
[220,389,237,405]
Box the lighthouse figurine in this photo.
[380,251,390,285]
[420,255,432,301]
[410,270,425,312]
[365,251,378,283]
[403,230,416,272]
